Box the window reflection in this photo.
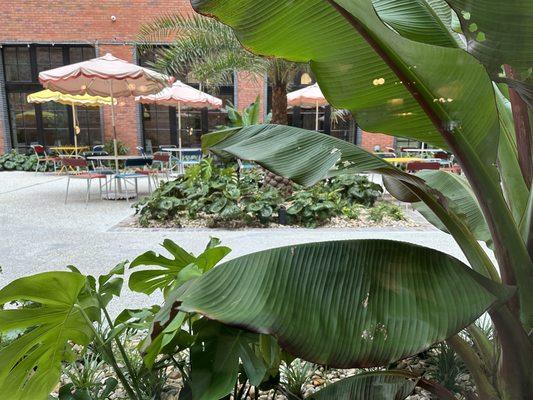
[2,45,101,150]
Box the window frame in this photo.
[1,44,101,151]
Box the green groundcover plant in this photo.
[0,151,55,172]
[134,159,388,228]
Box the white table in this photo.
[87,155,154,200]
[160,148,202,174]
[402,148,445,154]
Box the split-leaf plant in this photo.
[162,0,532,398]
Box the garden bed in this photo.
[126,204,420,230]
[134,159,420,229]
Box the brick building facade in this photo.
[0,1,394,154]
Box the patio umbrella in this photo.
[38,53,171,170]
[27,89,115,155]
[287,83,328,131]
[135,80,222,148]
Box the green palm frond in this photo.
[138,13,269,85]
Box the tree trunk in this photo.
[271,83,288,125]
[263,81,294,196]
[504,65,532,189]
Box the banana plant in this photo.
[169,0,533,398]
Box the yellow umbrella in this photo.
[27,90,115,155]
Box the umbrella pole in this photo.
[71,105,78,156]
[178,101,183,174]
[109,82,119,173]
[178,101,182,149]
[315,101,319,132]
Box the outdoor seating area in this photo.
[0,2,528,400]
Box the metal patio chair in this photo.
[62,157,108,206]
[31,144,60,174]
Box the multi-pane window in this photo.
[3,47,31,82]
[76,107,102,147]
[69,47,95,64]
[36,46,63,72]
[41,101,69,146]
[8,92,38,146]
[142,104,172,150]
[1,44,100,151]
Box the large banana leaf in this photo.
[444,0,533,71]
[411,170,493,248]
[373,0,461,48]
[174,240,511,368]
[204,124,420,187]
[204,124,499,280]
[0,272,92,400]
[192,0,499,168]
[309,371,417,399]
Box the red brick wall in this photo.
[360,130,395,152]
[236,71,264,119]
[0,1,194,43]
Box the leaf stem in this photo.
[96,294,145,399]
[447,335,499,400]
[76,304,140,400]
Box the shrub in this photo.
[368,203,405,223]
[135,159,387,228]
[0,151,54,172]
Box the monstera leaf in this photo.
[172,240,511,368]
[0,272,92,400]
[129,238,231,295]
[189,320,267,400]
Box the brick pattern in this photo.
[0,1,195,43]
[0,1,395,154]
[360,131,395,152]
[236,71,264,119]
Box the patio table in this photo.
[50,146,90,174]
[50,145,90,156]
[161,147,202,174]
[384,157,424,164]
[87,155,154,199]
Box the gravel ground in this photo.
[0,171,496,316]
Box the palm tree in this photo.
[137,13,307,125]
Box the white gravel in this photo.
[0,171,496,316]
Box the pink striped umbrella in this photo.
[136,81,222,148]
[287,83,328,131]
[39,53,171,168]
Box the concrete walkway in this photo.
[0,172,491,315]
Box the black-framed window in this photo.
[138,47,234,150]
[1,44,101,151]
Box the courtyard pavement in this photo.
[0,171,495,315]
